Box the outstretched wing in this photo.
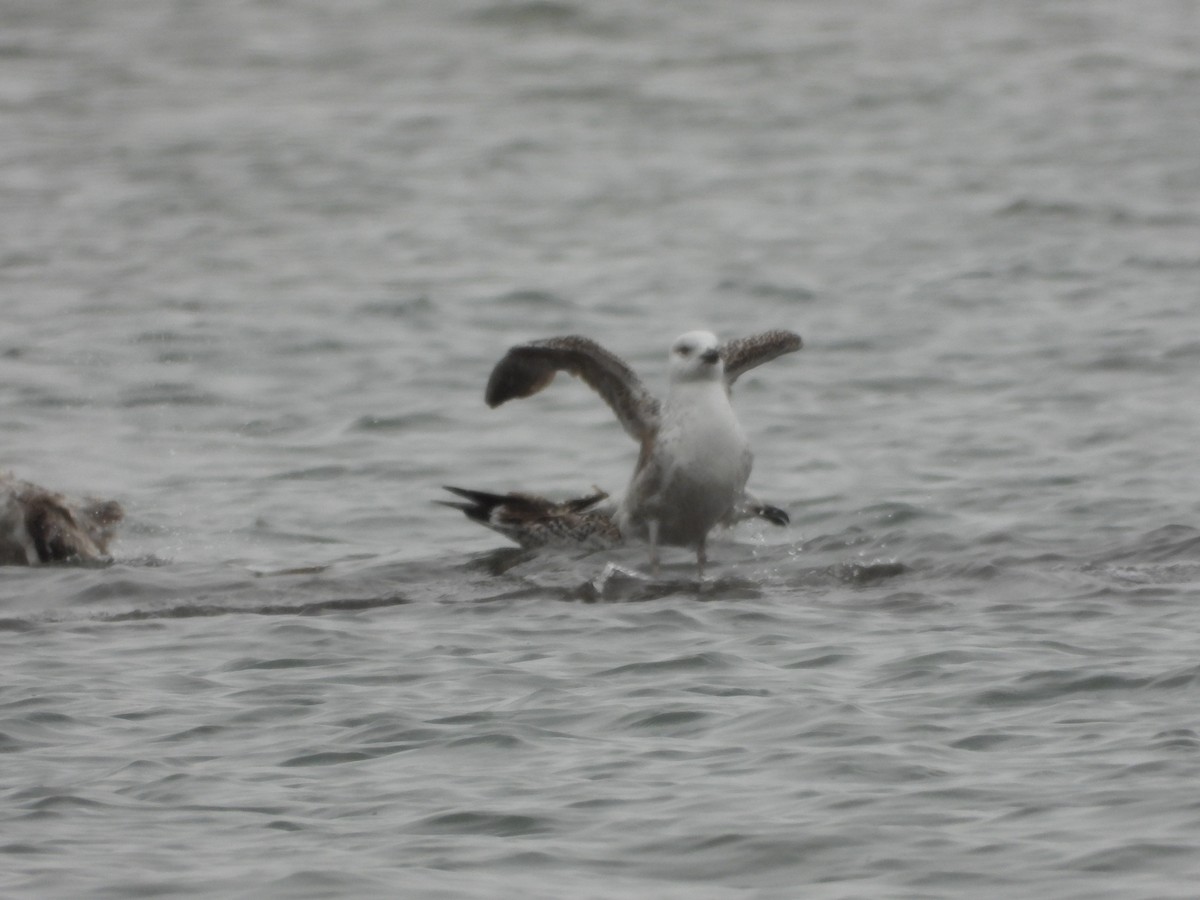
[485,336,661,441]
[720,329,803,387]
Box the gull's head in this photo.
[668,330,723,383]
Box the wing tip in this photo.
[774,329,803,352]
[484,350,558,407]
[757,504,790,527]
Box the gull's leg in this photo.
[652,520,662,578]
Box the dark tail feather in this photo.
[434,499,482,518]
[437,486,510,523]
[438,486,556,524]
[441,485,510,508]
[438,485,611,525]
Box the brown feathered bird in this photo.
[0,473,124,565]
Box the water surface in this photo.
[3,1,1199,897]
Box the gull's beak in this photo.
[700,348,720,365]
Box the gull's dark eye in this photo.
[677,345,692,356]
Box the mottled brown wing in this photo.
[20,492,102,563]
[484,336,661,441]
[720,330,803,387]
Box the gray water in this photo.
[3,1,1200,897]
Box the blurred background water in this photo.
[2,1,1199,897]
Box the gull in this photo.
[438,485,621,550]
[0,472,124,565]
[482,328,802,576]
[439,484,790,551]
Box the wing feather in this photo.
[720,329,803,387]
[485,336,660,441]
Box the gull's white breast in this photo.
[620,380,752,546]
